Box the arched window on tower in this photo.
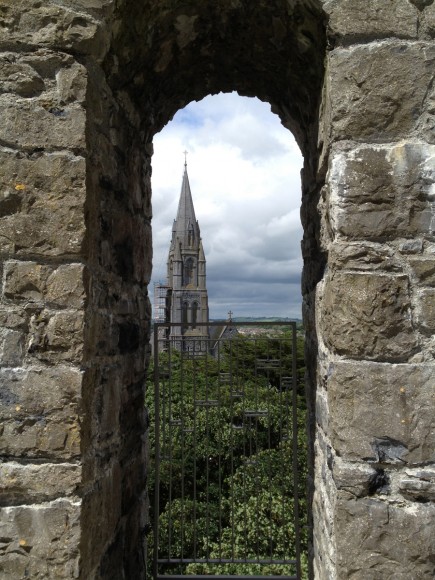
[187,223,195,246]
[192,302,198,329]
[183,257,194,286]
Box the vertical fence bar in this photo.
[292,323,302,579]
[153,323,161,580]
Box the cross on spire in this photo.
[228,310,233,322]
[183,150,188,168]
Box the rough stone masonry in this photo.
[0,0,434,578]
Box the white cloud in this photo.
[151,92,304,319]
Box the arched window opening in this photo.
[183,257,195,287]
[149,93,307,579]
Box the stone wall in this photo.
[313,2,435,577]
[0,0,434,578]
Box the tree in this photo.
[146,329,308,578]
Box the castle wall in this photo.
[0,1,433,578]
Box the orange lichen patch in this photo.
[14,183,26,191]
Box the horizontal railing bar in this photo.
[156,574,298,580]
[154,321,297,328]
[157,558,297,564]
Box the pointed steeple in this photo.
[171,164,200,250]
[166,158,209,347]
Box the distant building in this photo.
[155,160,209,352]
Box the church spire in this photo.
[166,158,209,349]
[171,162,199,250]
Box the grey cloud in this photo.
[150,93,304,319]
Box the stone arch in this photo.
[80,3,327,577]
[2,1,434,579]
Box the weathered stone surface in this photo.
[0,367,82,459]
[328,143,435,239]
[332,458,378,498]
[327,361,435,464]
[0,306,28,366]
[2,0,435,578]
[0,328,24,367]
[0,98,86,151]
[3,261,85,307]
[398,238,424,254]
[408,256,435,285]
[416,288,435,331]
[421,3,435,39]
[328,241,403,272]
[0,1,108,58]
[322,272,418,361]
[80,462,122,576]
[0,55,45,97]
[335,497,435,578]
[46,265,86,308]
[0,462,81,505]
[324,0,418,41]
[327,42,435,141]
[0,500,80,579]
[0,151,86,256]
[3,261,51,302]
[27,310,84,364]
[398,467,435,501]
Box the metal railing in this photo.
[151,322,303,579]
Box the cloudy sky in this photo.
[151,92,304,320]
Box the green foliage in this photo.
[146,330,308,578]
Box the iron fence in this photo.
[151,322,304,579]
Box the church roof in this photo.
[171,163,200,250]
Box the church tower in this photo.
[166,160,209,351]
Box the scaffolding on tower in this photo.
[153,281,170,323]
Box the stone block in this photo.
[3,261,51,302]
[398,467,435,501]
[0,1,108,59]
[335,497,435,578]
[0,499,80,579]
[332,458,378,498]
[327,42,435,141]
[0,462,81,505]
[328,143,435,239]
[0,307,28,330]
[415,288,435,331]
[0,307,28,365]
[0,150,86,256]
[80,463,122,575]
[0,55,45,97]
[46,311,83,352]
[3,261,85,307]
[46,264,86,308]
[0,328,24,366]
[324,0,418,41]
[0,97,86,151]
[321,272,417,361]
[327,361,435,464]
[421,3,435,39]
[408,256,435,285]
[56,61,88,104]
[328,241,403,272]
[0,366,82,459]
[28,310,84,364]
